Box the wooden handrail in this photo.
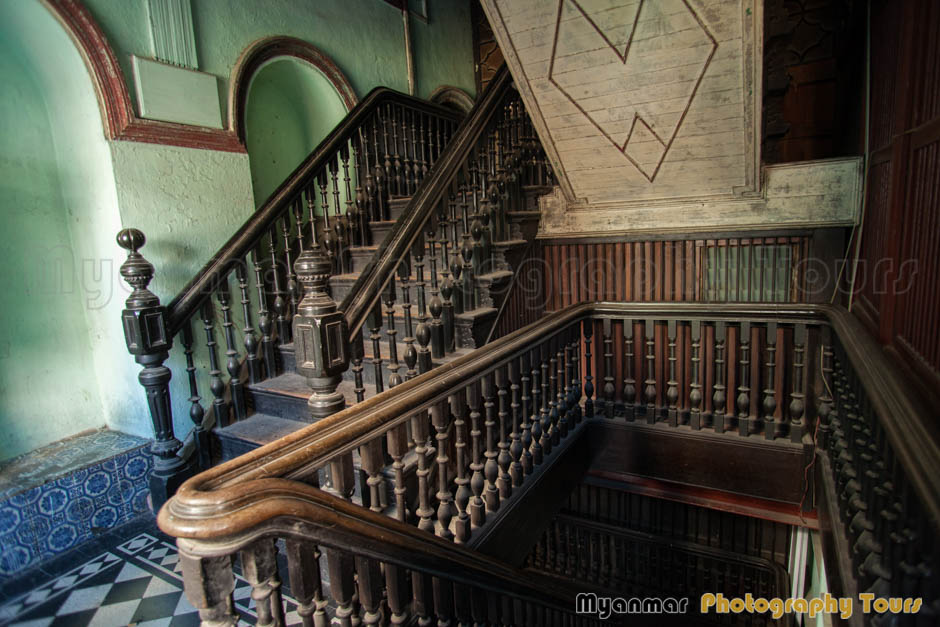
[164,87,462,336]
[339,66,514,337]
[162,302,828,528]
[171,478,579,611]
[159,301,940,534]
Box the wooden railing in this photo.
[155,302,940,625]
[526,514,791,626]
[115,87,462,504]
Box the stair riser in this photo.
[249,389,311,421]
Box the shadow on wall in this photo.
[0,0,123,461]
[245,58,350,207]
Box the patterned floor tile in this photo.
[0,524,307,626]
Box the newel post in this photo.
[117,228,191,509]
[293,239,348,421]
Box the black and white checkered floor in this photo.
[0,518,306,626]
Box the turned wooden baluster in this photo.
[327,548,359,627]
[360,438,385,514]
[355,555,382,627]
[412,409,435,532]
[355,131,372,244]
[181,321,209,470]
[545,337,559,447]
[330,157,348,273]
[482,372,500,512]
[179,550,238,625]
[554,334,568,441]
[451,388,472,543]
[713,321,727,433]
[351,330,365,403]
[539,341,553,456]
[602,319,615,419]
[252,245,276,378]
[570,324,583,425]
[763,322,778,440]
[217,275,247,422]
[399,259,416,380]
[235,260,261,384]
[240,540,285,627]
[583,319,595,418]
[666,320,679,427]
[268,225,290,343]
[690,320,703,430]
[506,359,524,489]
[460,180,476,311]
[468,378,486,527]
[643,319,656,424]
[407,108,419,193]
[359,126,376,229]
[816,326,833,450]
[374,112,389,220]
[559,329,572,436]
[529,346,544,466]
[201,300,228,426]
[789,323,807,443]
[417,111,429,183]
[519,352,534,475]
[390,104,403,196]
[285,539,328,627]
[412,568,433,627]
[291,197,305,257]
[448,190,464,315]
[384,274,402,388]
[426,221,445,360]
[345,140,363,248]
[318,171,337,272]
[432,399,455,540]
[437,200,455,352]
[280,214,299,318]
[737,321,752,437]
[367,300,384,393]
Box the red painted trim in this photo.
[42,0,245,153]
[586,469,820,529]
[229,36,358,144]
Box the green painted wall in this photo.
[245,59,350,206]
[0,14,107,460]
[82,0,477,128]
[0,0,476,457]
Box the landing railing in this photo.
[156,302,939,625]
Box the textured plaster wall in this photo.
[245,58,349,206]
[81,0,477,129]
[0,4,109,460]
[109,141,255,439]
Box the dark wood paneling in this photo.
[851,0,940,403]
[586,421,808,507]
[541,236,814,313]
[561,482,794,568]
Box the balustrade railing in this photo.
[526,514,790,626]
[154,301,940,625]
[117,67,553,507]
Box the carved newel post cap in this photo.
[117,227,169,356]
[117,228,146,253]
[117,228,158,310]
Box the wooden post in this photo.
[117,228,191,509]
[292,237,348,421]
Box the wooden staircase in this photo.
[213,185,548,461]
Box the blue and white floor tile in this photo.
[0,525,303,626]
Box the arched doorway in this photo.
[244,57,351,206]
[231,38,357,207]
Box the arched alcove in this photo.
[0,0,123,458]
[244,57,352,205]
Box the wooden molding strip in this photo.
[44,0,242,153]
